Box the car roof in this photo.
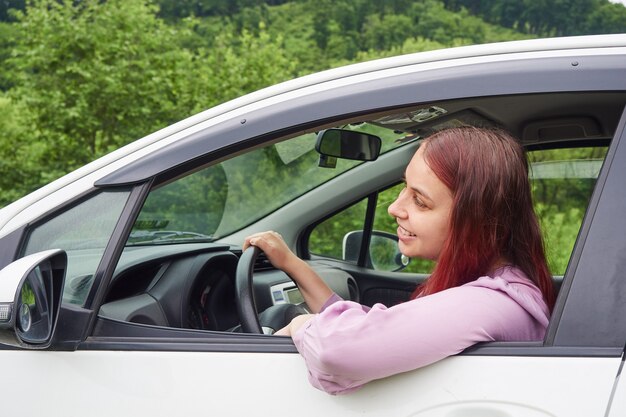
[1,34,626,236]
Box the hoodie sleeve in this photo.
[291,272,549,395]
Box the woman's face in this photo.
[388,146,453,260]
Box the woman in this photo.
[243,126,555,395]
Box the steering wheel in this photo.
[235,246,306,334]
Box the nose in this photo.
[388,188,408,219]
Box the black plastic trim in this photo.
[84,182,152,323]
[0,226,26,270]
[357,194,378,267]
[464,343,623,358]
[526,138,611,151]
[80,336,298,353]
[50,303,93,351]
[81,316,625,356]
[87,317,297,353]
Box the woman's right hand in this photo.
[243,231,333,314]
[243,231,298,273]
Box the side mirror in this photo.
[342,230,409,272]
[315,129,381,167]
[0,249,66,349]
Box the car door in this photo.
[607,364,626,417]
[1,111,624,417]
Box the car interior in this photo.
[86,91,626,336]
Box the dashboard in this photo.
[96,243,357,332]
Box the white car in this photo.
[1,34,626,416]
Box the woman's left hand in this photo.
[275,314,315,336]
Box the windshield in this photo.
[128,119,415,245]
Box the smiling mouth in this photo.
[398,226,416,237]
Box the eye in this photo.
[413,195,427,208]
[401,183,428,208]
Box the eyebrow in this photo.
[402,175,433,202]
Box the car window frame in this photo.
[83,112,626,357]
[80,58,626,356]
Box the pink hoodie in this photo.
[291,266,550,395]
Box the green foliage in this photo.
[153,0,275,19]
[535,204,584,274]
[361,13,414,51]
[527,147,608,275]
[21,278,35,305]
[584,1,626,34]
[189,27,297,114]
[0,0,295,205]
[445,0,626,36]
[3,0,200,198]
[309,199,368,259]
[0,93,43,203]
[260,0,528,72]
[0,22,18,90]
[137,164,229,235]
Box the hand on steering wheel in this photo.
[235,246,306,334]
[242,230,298,272]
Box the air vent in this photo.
[253,252,274,271]
[234,250,274,271]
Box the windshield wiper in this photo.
[126,230,213,246]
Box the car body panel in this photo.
[0,350,620,416]
[608,361,626,417]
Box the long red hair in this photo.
[412,127,555,311]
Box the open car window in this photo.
[528,146,608,275]
[96,93,622,338]
[308,145,609,278]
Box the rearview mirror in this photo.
[342,230,409,272]
[0,249,66,348]
[316,129,382,163]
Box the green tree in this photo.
[584,1,626,34]
[1,0,296,205]
[0,93,42,204]
[0,22,18,90]
[444,0,626,36]
[186,26,297,114]
[4,0,199,189]
[362,13,414,50]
